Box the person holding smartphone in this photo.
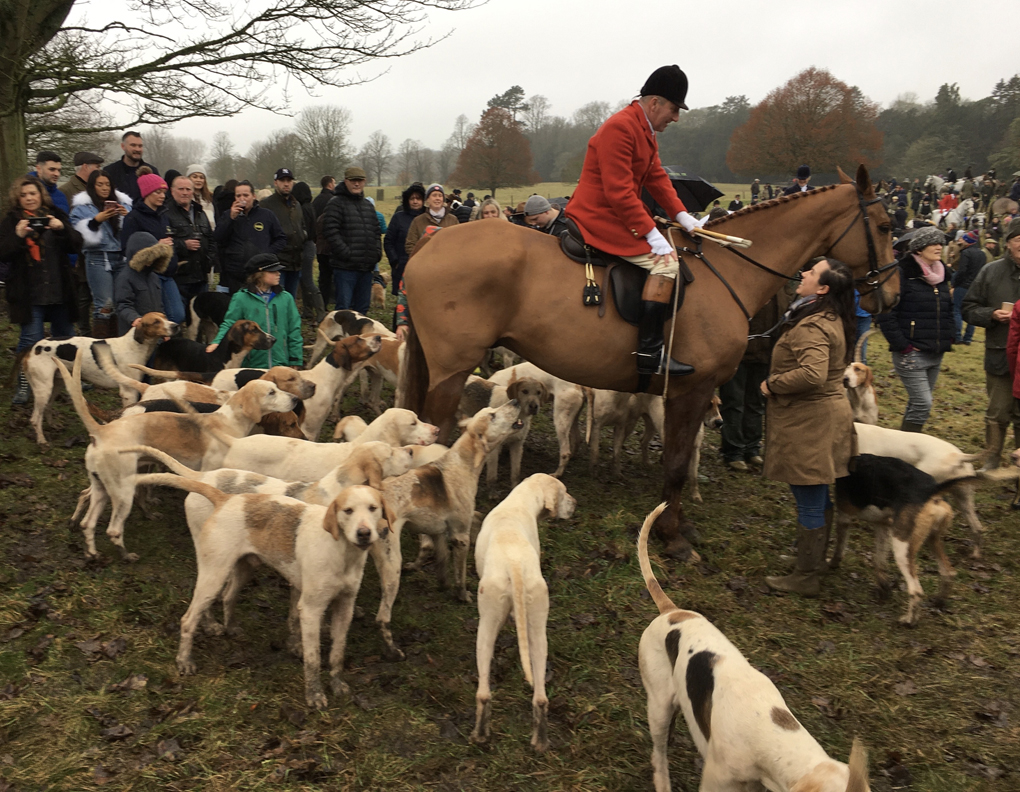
[213,180,287,293]
[1,176,82,404]
[69,171,131,337]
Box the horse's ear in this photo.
[837,166,853,185]
[855,164,876,198]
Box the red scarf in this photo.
[22,210,42,262]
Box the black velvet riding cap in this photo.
[639,65,689,110]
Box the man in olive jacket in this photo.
[962,219,1020,467]
[259,168,307,297]
[322,166,381,314]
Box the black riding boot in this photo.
[635,300,694,377]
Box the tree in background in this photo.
[395,138,434,184]
[449,107,536,196]
[244,131,303,187]
[727,68,883,178]
[207,133,237,187]
[140,128,206,174]
[27,92,119,164]
[0,0,471,189]
[359,130,393,185]
[487,86,529,121]
[572,101,611,134]
[296,105,353,182]
[990,117,1020,173]
[658,95,750,182]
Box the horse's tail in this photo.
[397,321,430,415]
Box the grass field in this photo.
[1,286,1018,791]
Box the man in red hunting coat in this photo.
[566,64,701,377]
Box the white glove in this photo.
[645,227,674,256]
[675,211,698,232]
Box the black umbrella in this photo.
[643,167,725,215]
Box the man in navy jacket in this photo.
[214,180,287,293]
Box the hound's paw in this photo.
[383,644,405,662]
[306,690,329,710]
[898,613,919,627]
[330,677,350,698]
[456,589,473,604]
[176,658,197,675]
[123,552,140,563]
[531,736,549,753]
[469,731,488,745]
[287,636,303,658]
[691,494,703,504]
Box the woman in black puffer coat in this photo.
[383,183,425,296]
[875,226,954,432]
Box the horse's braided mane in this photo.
[705,183,840,228]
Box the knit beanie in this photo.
[185,164,206,177]
[137,173,168,199]
[908,225,946,253]
[961,230,979,245]
[425,183,444,199]
[124,232,158,263]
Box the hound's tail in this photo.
[128,364,213,383]
[846,738,869,792]
[853,328,878,363]
[509,561,534,686]
[133,473,230,507]
[93,342,147,395]
[637,503,679,615]
[53,352,103,438]
[397,322,429,414]
[119,446,203,479]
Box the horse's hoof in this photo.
[661,538,694,562]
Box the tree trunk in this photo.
[0,97,28,192]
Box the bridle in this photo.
[666,184,896,322]
[826,187,898,312]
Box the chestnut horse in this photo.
[401,165,898,559]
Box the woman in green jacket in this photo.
[206,253,303,367]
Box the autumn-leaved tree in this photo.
[726,67,883,178]
[449,107,536,197]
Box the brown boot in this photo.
[766,523,827,597]
[979,422,1007,472]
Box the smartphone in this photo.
[104,201,119,211]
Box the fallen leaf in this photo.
[975,701,1009,727]
[102,637,127,658]
[93,764,115,785]
[893,679,918,696]
[811,696,844,719]
[880,752,913,786]
[968,655,991,669]
[2,628,24,643]
[108,673,148,693]
[815,640,836,655]
[279,704,307,727]
[75,638,102,656]
[101,724,134,741]
[157,737,181,760]
[352,694,377,711]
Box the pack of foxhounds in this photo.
[18,308,1018,791]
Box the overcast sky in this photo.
[109,0,1012,158]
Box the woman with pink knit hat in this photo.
[119,171,185,323]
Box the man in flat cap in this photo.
[783,164,813,196]
[565,64,702,377]
[59,152,104,203]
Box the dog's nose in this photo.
[356,527,372,544]
[267,334,277,344]
[842,377,850,387]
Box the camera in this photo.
[27,216,48,233]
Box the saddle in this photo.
[559,217,693,326]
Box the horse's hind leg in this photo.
[425,370,472,443]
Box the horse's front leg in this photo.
[655,380,715,561]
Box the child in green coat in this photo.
[206,253,303,367]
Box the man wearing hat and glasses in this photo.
[322,166,382,314]
[564,65,702,377]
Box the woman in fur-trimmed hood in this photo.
[114,232,173,334]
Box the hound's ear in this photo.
[133,322,146,343]
[506,379,521,401]
[240,387,264,425]
[538,382,550,404]
[363,457,384,490]
[471,426,490,470]
[863,366,874,388]
[381,497,397,538]
[330,344,352,370]
[856,164,876,198]
[837,165,853,185]
[543,478,563,514]
[322,496,342,540]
